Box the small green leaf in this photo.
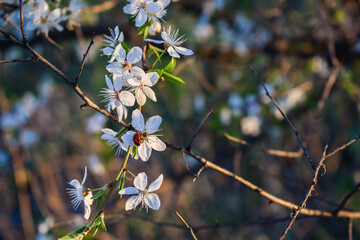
[59,225,87,240]
[148,45,162,63]
[92,226,99,237]
[100,216,107,231]
[95,197,102,209]
[120,42,130,53]
[115,127,126,137]
[132,145,138,158]
[161,71,185,84]
[163,57,176,73]
[91,189,105,200]
[116,172,126,192]
[137,22,151,39]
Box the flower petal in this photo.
[145,38,165,44]
[131,66,145,79]
[122,131,135,146]
[146,2,161,14]
[114,44,126,62]
[144,193,161,210]
[68,179,81,189]
[135,90,147,106]
[148,174,163,192]
[127,47,142,64]
[134,172,147,191]
[167,46,180,58]
[103,47,113,56]
[119,91,135,106]
[135,9,147,27]
[119,186,139,195]
[116,105,124,121]
[138,140,152,161]
[113,77,123,91]
[147,135,166,151]
[127,78,141,87]
[84,202,91,220]
[81,166,87,185]
[143,86,157,102]
[105,75,114,91]
[131,109,145,132]
[145,115,162,133]
[125,195,142,211]
[174,46,194,56]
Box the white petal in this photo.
[145,38,165,44]
[131,109,145,132]
[143,86,157,102]
[125,195,142,211]
[131,66,145,79]
[134,172,147,191]
[149,20,161,35]
[113,77,123,91]
[135,9,147,27]
[145,115,161,133]
[68,179,81,189]
[127,78,141,87]
[167,46,180,58]
[119,186,139,195]
[84,192,94,206]
[114,45,126,62]
[81,166,87,185]
[116,105,124,121]
[119,91,135,106]
[118,30,124,42]
[135,90,147,106]
[147,135,166,151]
[148,72,159,86]
[103,47,113,55]
[127,47,142,64]
[144,193,161,210]
[146,2,161,14]
[106,62,121,73]
[174,46,194,56]
[148,174,163,192]
[101,128,116,136]
[105,75,114,91]
[138,140,152,161]
[84,202,91,220]
[157,0,170,8]
[48,8,61,21]
[122,131,135,146]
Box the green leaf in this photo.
[91,189,105,200]
[92,225,99,238]
[137,22,151,39]
[148,45,162,63]
[120,42,130,54]
[59,225,87,240]
[95,197,102,209]
[115,127,126,137]
[116,172,126,192]
[161,71,185,84]
[132,145,138,158]
[163,57,176,73]
[100,216,107,231]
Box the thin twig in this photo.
[0,56,36,64]
[316,68,339,115]
[224,132,303,158]
[187,108,213,150]
[75,34,95,86]
[324,134,360,161]
[19,0,27,44]
[279,142,329,240]
[333,182,360,215]
[175,211,198,240]
[348,218,353,240]
[249,66,316,170]
[43,34,63,50]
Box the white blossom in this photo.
[146,26,193,58]
[103,26,124,62]
[122,109,166,161]
[67,167,94,220]
[100,75,135,121]
[119,172,163,211]
[127,66,159,106]
[101,128,129,155]
[63,0,83,30]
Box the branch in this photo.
[333,182,360,215]
[224,132,303,158]
[324,134,360,161]
[175,211,198,240]
[249,66,316,170]
[0,56,37,64]
[75,34,95,86]
[187,108,213,150]
[279,142,329,239]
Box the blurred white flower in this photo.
[88,154,105,176]
[86,112,108,134]
[119,172,163,211]
[220,107,232,126]
[101,128,129,155]
[63,0,83,30]
[67,167,94,220]
[193,94,206,112]
[241,115,262,137]
[122,109,166,161]
[19,129,40,147]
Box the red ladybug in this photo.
[132,132,142,146]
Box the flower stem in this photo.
[151,49,166,68]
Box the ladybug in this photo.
[132,132,142,146]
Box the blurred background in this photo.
[1,0,360,239]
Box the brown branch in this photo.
[324,134,360,161]
[224,132,303,158]
[316,68,339,115]
[279,142,329,240]
[75,34,95,86]
[249,66,316,170]
[175,211,198,240]
[348,218,353,240]
[43,34,63,50]
[187,108,213,150]
[82,0,118,14]
[19,0,27,45]
[333,182,360,215]
[0,56,37,64]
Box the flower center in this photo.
[115,91,121,101]
[82,188,90,197]
[122,62,132,70]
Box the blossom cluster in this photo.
[23,0,84,34]
[65,0,194,236]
